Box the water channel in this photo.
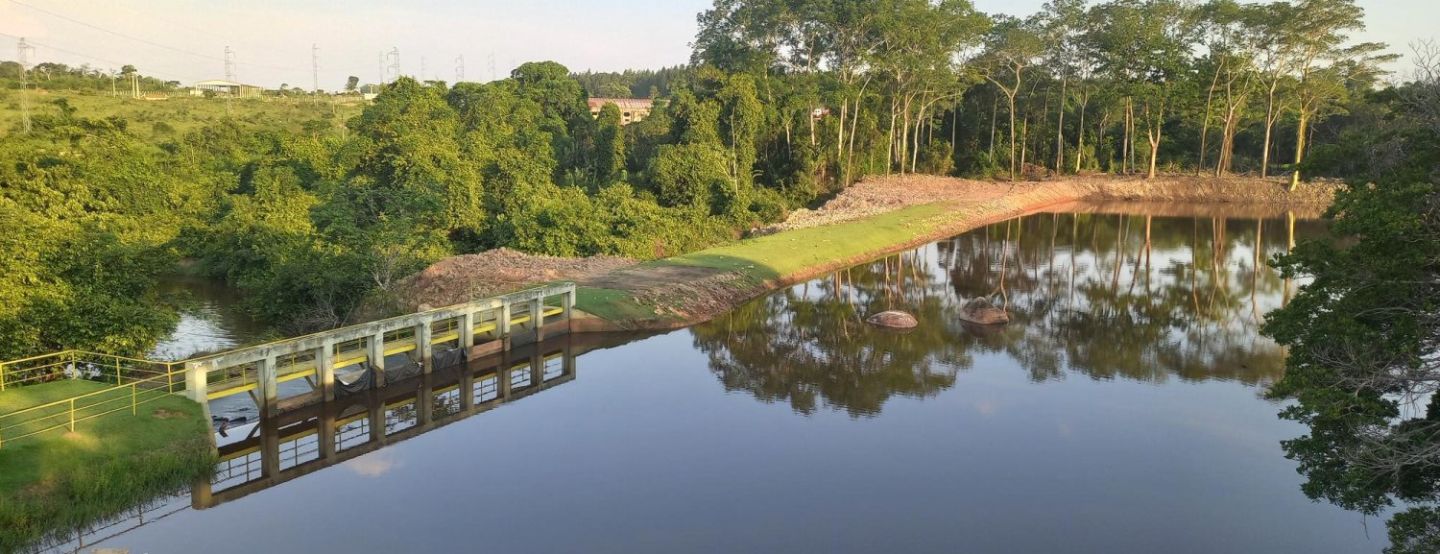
[49,205,1393,553]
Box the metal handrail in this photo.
[0,283,576,449]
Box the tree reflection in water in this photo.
[691,210,1323,416]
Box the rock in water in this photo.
[959,298,1009,325]
[866,310,918,329]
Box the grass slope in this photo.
[0,380,214,552]
[575,203,951,323]
[0,90,364,138]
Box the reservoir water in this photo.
[60,207,1388,553]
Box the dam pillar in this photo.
[318,338,335,402]
[368,333,386,388]
[259,355,278,417]
[416,317,434,375]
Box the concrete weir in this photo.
[186,283,577,417]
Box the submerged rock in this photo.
[959,298,1009,325]
[866,310,918,329]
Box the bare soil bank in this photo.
[766,174,1334,233]
[392,175,1337,330]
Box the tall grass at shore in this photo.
[0,382,214,552]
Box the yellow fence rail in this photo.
[0,283,577,449]
[0,354,186,449]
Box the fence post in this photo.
[69,398,76,432]
[114,355,122,386]
[132,383,138,415]
[1,361,6,391]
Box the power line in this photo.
[0,30,200,82]
[4,0,301,71]
[7,0,223,61]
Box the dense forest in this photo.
[0,0,1423,361]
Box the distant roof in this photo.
[194,79,259,87]
[587,98,653,110]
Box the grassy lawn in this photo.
[575,203,954,323]
[1,90,365,139]
[661,203,951,280]
[0,380,214,551]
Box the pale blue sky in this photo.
[0,0,1432,88]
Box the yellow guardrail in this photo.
[0,358,185,449]
[0,283,577,449]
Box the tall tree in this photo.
[979,15,1044,180]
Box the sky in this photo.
[0,0,1432,89]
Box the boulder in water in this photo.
[866,310,918,329]
[959,298,1009,325]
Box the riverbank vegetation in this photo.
[1262,45,1439,553]
[0,0,1422,363]
[0,380,213,552]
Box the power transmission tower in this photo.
[455,55,465,83]
[385,47,400,83]
[17,37,35,133]
[311,43,320,103]
[224,46,236,84]
[420,56,426,81]
[223,45,236,115]
[487,52,496,82]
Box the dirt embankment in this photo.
[386,248,636,313]
[387,175,1338,329]
[765,174,1336,233]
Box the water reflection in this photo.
[31,334,614,554]
[149,276,270,361]
[693,206,1324,416]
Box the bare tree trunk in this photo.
[885,98,896,176]
[1019,116,1029,176]
[1074,91,1088,174]
[1056,78,1067,173]
[1261,82,1279,179]
[1008,92,1018,180]
[1289,110,1309,191]
[1121,98,1131,175]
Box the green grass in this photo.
[0,89,365,138]
[575,287,667,323]
[0,380,214,552]
[577,203,955,323]
[663,203,951,279]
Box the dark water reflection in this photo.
[695,211,1321,417]
[66,207,1390,554]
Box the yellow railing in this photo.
[0,360,186,449]
[0,350,182,391]
[0,283,577,449]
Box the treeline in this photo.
[572,66,686,98]
[0,61,178,92]
[693,0,1394,186]
[0,0,1422,360]
[0,60,793,356]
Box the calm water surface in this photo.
[71,208,1386,553]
